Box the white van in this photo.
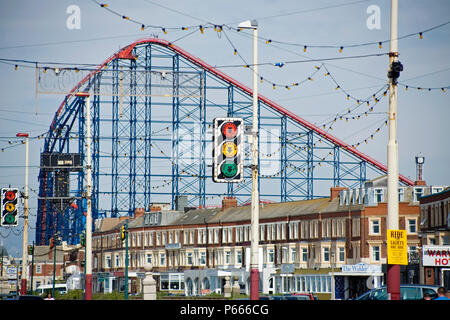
[35,284,67,295]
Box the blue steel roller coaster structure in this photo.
[35,38,413,245]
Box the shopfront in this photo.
[422,245,450,290]
[331,263,384,300]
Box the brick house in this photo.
[419,187,450,289]
[91,179,446,299]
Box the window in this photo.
[302,248,308,262]
[352,218,360,236]
[187,252,193,265]
[398,188,405,202]
[260,225,265,241]
[374,188,384,203]
[237,250,242,264]
[323,247,330,262]
[268,249,274,263]
[414,187,424,202]
[208,229,213,244]
[146,254,153,264]
[225,251,230,264]
[282,247,288,263]
[190,230,194,244]
[199,252,206,265]
[432,187,444,194]
[160,253,166,266]
[106,256,111,268]
[372,246,380,262]
[156,232,161,246]
[407,218,417,234]
[115,255,120,267]
[338,247,345,262]
[291,248,296,263]
[370,219,380,235]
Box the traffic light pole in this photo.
[78,92,93,300]
[124,220,129,300]
[30,242,35,293]
[239,19,260,301]
[387,0,400,300]
[17,132,29,295]
[52,239,56,298]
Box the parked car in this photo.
[16,295,44,300]
[289,293,317,300]
[354,285,440,300]
[0,293,16,300]
[260,293,317,300]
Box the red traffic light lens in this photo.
[222,122,237,139]
[5,190,16,201]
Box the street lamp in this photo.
[75,92,93,300]
[386,0,401,300]
[16,132,29,295]
[238,19,260,300]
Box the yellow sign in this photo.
[387,229,408,265]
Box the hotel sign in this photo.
[422,245,450,267]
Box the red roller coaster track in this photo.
[53,37,414,186]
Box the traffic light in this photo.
[1,188,19,226]
[80,233,85,247]
[388,61,403,83]
[212,117,244,183]
[27,245,34,255]
[49,237,54,249]
[121,225,127,241]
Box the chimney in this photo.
[330,186,348,201]
[134,208,145,218]
[222,196,238,211]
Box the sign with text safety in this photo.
[387,229,408,265]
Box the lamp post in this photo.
[17,132,29,295]
[386,0,401,300]
[238,19,259,300]
[76,92,93,300]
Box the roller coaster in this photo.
[35,38,413,245]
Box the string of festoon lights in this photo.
[90,0,450,53]
[87,0,450,94]
[2,2,449,192]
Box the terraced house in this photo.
[91,178,445,299]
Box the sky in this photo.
[0,0,449,256]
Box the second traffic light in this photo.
[121,225,127,241]
[212,118,244,183]
[1,188,19,227]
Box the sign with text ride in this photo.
[387,229,408,265]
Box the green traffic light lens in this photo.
[4,214,15,224]
[221,162,238,178]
